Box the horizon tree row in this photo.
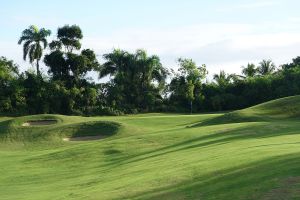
[1,25,300,115]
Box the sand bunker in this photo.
[63,135,105,142]
[22,120,57,126]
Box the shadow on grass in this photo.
[0,119,13,139]
[126,152,300,200]
[57,121,121,138]
[188,112,265,127]
[103,121,300,168]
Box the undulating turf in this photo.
[1,96,300,199]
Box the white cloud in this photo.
[2,20,300,82]
[231,33,300,50]
[82,22,300,78]
[82,23,253,57]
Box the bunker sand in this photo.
[63,135,106,141]
[22,120,57,126]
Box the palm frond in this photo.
[41,38,48,49]
[18,36,33,44]
[22,40,32,61]
[28,45,36,63]
[99,63,117,78]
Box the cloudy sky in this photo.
[1,0,300,81]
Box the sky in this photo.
[1,0,300,81]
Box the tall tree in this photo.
[18,25,51,75]
[44,25,99,114]
[242,63,257,78]
[169,58,207,113]
[45,25,99,86]
[49,24,82,53]
[213,70,233,87]
[99,49,130,78]
[258,59,276,75]
[100,49,167,112]
[135,50,168,110]
[135,50,167,91]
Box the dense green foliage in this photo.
[2,96,300,199]
[99,49,168,113]
[2,24,300,115]
[168,58,207,113]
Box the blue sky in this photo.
[1,0,300,80]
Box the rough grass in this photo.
[1,96,300,199]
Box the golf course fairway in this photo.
[1,95,300,200]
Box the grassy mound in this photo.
[242,95,300,118]
[195,95,300,126]
[0,114,121,144]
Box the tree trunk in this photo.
[190,101,193,114]
[36,59,40,75]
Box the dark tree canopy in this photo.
[45,25,99,88]
[257,59,276,75]
[282,57,300,71]
[242,63,257,78]
[100,49,168,112]
[50,25,83,52]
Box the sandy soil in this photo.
[63,135,106,141]
[22,120,57,126]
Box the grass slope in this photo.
[1,96,300,199]
[196,95,300,126]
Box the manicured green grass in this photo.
[1,96,300,199]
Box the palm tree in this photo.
[18,25,51,75]
[213,70,233,86]
[257,59,276,75]
[100,49,167,110]
[100,49,167,86]
[242,63,257,78]
[135,49,167,88]
[99,49,129,79]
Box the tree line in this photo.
[1,24,300,116]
